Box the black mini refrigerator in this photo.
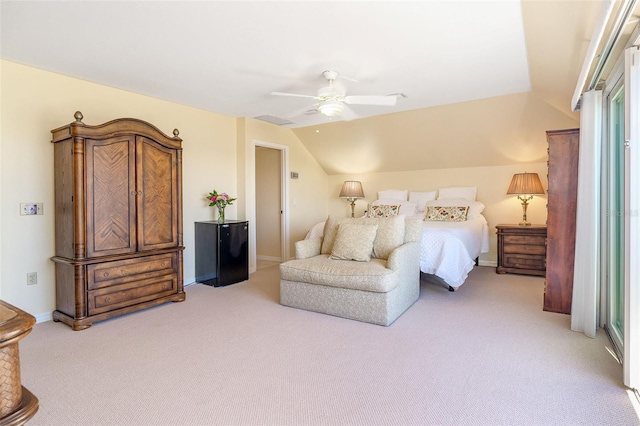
[195,220,249,287]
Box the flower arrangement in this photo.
[207,189,236,223]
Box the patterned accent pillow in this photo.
[425,206,469,222]
[367,204,400,218]
[330,223,378,262]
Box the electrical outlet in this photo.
[27,272,37,285]
[20,203,43,215]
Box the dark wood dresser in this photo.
[496,224,547,276]
[544,128,579,314]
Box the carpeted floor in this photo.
[18,264,640,425]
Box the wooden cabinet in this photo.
[195,221,249,287]
[496,225,547,276]
[51,112,185,330]
[545,128,579,314]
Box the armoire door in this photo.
[85,136,137,258]
[136,136,179,251]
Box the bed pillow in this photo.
[368,204,400,218]
[377,189,408,201]
[370,199,416,217]
[330,223,378,262]
[409,191,437,213]
[437,186,477,201]
[425,198,485,220]
[425,206,469,222]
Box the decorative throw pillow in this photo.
[425,198,485,219]
[330,223,378,262]
[371,199,417,217]
[367,204,400,218]
[425,206,469,222]
[355,215,405,260]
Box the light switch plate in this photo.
[20,203,43,215]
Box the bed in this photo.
[305,186,490,291]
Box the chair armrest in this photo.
[387,241,420,271]
[295,237,322,259]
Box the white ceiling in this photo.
[1,0,533,128]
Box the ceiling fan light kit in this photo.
[318,100,344,117]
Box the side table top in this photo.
[0,300,36,344]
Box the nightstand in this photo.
[496,224,547,276]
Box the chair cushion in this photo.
[279,255,397,293]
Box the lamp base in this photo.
[519,221,532,226]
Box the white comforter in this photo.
[419,215,490,289]
[305,215,490,289]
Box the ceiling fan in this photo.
[271,70,398,118]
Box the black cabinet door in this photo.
[218,222,249,286]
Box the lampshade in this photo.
[318,100,344,117]
[339,181,365,199]
[506,173,545,195]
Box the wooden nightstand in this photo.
[496,224,547,276]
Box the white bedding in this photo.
[304,215,490,289]
[419,215,490,289]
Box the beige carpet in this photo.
[18,265,640,425]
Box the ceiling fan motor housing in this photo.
[317,85,345,101]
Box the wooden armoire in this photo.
[544,128,579,314]
[51,112,185,330]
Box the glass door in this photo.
[604,85,625,357]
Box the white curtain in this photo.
[623,46,639,390]
[571,90,602,338]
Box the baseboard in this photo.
[35,312,53,324]
[478,260,497,268]
[257,255,282,262]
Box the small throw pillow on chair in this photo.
[330,223,379,262]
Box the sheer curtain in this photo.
[571,89,602,338]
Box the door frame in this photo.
[248,139,289,273]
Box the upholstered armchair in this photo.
[279,215,421,326]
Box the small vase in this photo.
[217,206,225,224]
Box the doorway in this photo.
[255,146,282,262]
[249,140,289,273]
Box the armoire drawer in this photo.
[87,274,177,315]
[87,253,177,290]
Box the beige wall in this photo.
[0,59,572,321]
[0,60,327,320]
[240,118,329,262]
[328,162,549,265]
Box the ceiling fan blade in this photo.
[343,95,397,106]
[284,103,319,119]
[339,104,360,121]
[271,91,318,99]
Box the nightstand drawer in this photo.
[503,243,546,256]
[502,254,546,270]
[503,235,546,246]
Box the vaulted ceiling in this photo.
[0,1,624,173]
